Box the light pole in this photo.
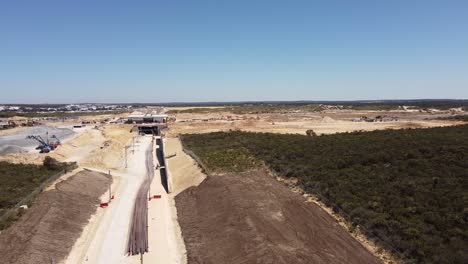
[125,145,129,168]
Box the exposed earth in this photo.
[175,169,382,264]
[0,125,75,155]
[0,169,111,264]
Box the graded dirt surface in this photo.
[78,124,133,169]
[0,169,111,264]
[166,109,463,136]
[175,169,382,264]
[0,124,133,167]
[165,137,206,195]
[0,125,76,155]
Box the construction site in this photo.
[0,105,466,264]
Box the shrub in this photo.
[43,156,59,170]
[306,129,317,137]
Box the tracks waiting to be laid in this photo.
[126,138,155,256]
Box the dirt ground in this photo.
[175,169,382,264]
[166,109,463,136]
[78,124,133,169]
[0,124,133,169]
[165,137,206,195]
[0,169,111,264]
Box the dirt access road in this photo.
[176,169,381,264]
[66,135,185,264]
[67,136,153,263]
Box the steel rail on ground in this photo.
[126,137,155,256]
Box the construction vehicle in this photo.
[26,134,61,153]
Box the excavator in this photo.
[26,134,61,153]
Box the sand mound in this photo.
[321,116,336,123]
[0,126,75,155]
[166,137,206,195]
[0,145,27,155]
[79,124,133,169]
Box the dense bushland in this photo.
[182,125,468,263]
[433,115,468,122]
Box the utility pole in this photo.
[132,136,135,154]
[125,145,129,168]
[108,170,112,202]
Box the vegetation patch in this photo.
[432,115,468,122]
[182,125,468,263]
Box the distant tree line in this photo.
[432,115,468,122]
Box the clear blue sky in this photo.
[1,0,467,103]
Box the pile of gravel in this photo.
[0,126,75,155]
[0,145,27,155]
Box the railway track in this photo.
[126,137,155,256]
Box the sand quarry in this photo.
[0,107,465,264]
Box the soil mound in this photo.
[0,170,111,264]
[0,145,27,155]
[320,116,336,123]
[0,126,75,155]
[176,169,381,264]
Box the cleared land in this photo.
[181,125,468,263]
[166,106,463,137]
[0,125,75,155]
[176,168,381,264]
[0,169,111,264]
[0,124,132,168]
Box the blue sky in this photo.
[1,0,467,103]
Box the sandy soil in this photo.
[0,125,76,155]
[67,135,185,264]
[0,126,89,164]
[50,127,104,163]
[0,126,29,136]
[176,169,382,264]
[128,138,187,264]
[0,124,133,168]
[167,110,462,136]
[165,137,206,195]
[70,136,151,264]
[0,170,111,264]
[78,124,133,169]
